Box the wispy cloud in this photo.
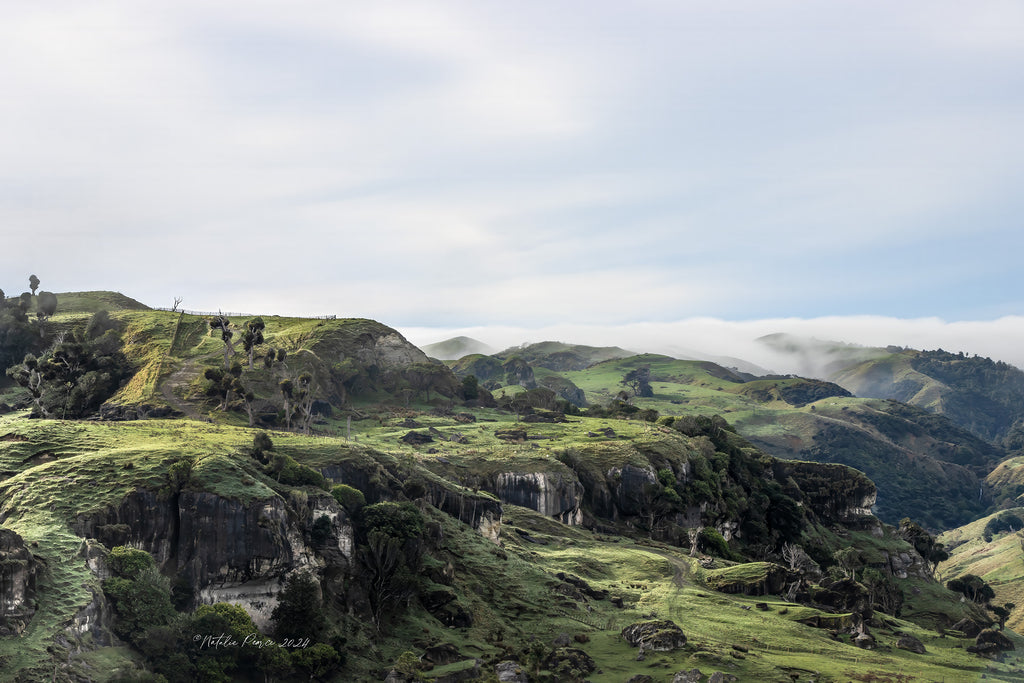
[1,2,1023,333]
[401,315,1024,375]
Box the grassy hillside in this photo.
[939,508,1024,634]
[2,412,1022,681]
[547,355,1002,529]
[2,295,1023,681]
[833,349,1024,447]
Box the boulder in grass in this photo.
[543,647,596,678]
[621,619,687,651]
[495,661,528,683]
[896,634,926,654]
[673,670,704,683]
[400,430,433,445]
[968,628,1014,656]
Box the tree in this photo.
[85,309,118,339]
[990,602,1016,630]
[188,602,263,681]
[36,291,57,320]
[331,484,365,514]
[861,568,903,615]
[404,362,454,402]
[832,547,861,579]
[7,327,132,419]
[7,354,47,416]
[291,643,340,681]
[0,294,37,372]
[279,378,293,430]
[252,431,273,463]
[622,366,653,398]
[209,314,236,368]
[359,502,425,631]
[461,374,480,401]
[171,296,182,312]
[101,548,175,646]
[204,364,242,412]
[240,317,266,369]
[292,372,317,435]
[232,375,257,426]
[28,274,39,296]
[782,542,816,573]
[947,574,995,604]
[271,573,326,642]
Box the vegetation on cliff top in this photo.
[2,290,1024,681]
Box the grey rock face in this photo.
[621,619,687,652]
[0,528,39,635]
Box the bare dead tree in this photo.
[171,296,182,312]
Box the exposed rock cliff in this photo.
[0,528,39,635]
[773,461,877,526]
[493,471,582,525]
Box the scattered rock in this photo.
[513,528,548,545]
[0,529,39,636]
[495,660,528,683]
[971,629,1014,655]
[621,619,687,651]
[573,633,589,644]
[673,669,704,683]
[543,647,596,678]
[556,572,609,600]
[423,642,462,665]
[626,676,655,683]
[495,429,528,442]
[952,618,984,638]
[853,632,876,649]
[400,430,433,445]
[429,601,473,628]
[813,577,872,618]
[398,417,422,428]
[434,659,481,683]
[552,633,571,647]
[454,413,477,423]
[896,634,926,654]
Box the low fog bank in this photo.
[401,316,1024,378]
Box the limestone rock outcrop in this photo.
[0,528,39,636]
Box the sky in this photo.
[3,2,1024,371]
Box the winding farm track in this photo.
[159,359,204,421]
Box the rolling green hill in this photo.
[523,354,1004,529]
[939,507,1024,634]
[0,293,1022,681]
[832,348,1024,447]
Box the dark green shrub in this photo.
[331,484,365,513]
[272,573,326,642]
[108,546,156,580]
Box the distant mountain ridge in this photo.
[832,348,1024,447]
[421,335,496,360]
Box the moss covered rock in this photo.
[621,619,687,651]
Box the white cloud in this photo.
[401,315,1024,375]
[2,1,1023,331]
